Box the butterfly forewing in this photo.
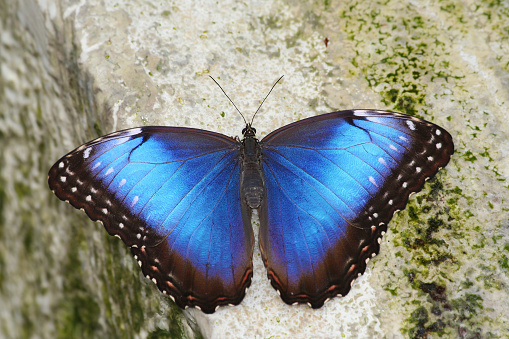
[48,127,255,313]
[259,110,454,307]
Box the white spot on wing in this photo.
[406,120,416,130]
[131,196,139,207]
[119,223,124,229]
[119,178,127,188]
[353,109,370,116]
[86,195,92,202]
[71,187,77,192]
[436,129,441,136]
[389,144,398,151]
[399,135,408,142]
[58,162,64,168]
[92,162,102,170]
[60,176,66,182]
[83,147,92,159]
[105,167,114,176]
[436,143,442,149]
[378,158,387,166]
[369,176,378,187]
[416,167,422,173]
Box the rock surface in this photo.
[1,0,508,338]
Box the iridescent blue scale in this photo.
[48,109,453,313]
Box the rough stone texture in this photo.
[1,0,508,338]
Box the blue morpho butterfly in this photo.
[48,77,454,313]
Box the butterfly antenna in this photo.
[250,75,284,125]
[209,76,247,125]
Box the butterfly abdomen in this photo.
[240,132,266,209]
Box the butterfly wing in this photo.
[48,127,254,313]
[259,109,454,308]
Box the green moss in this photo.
[0,251,3,293]
[499,255,509,272]
[259,15,282,30]
[381,88,400,105]
[0,186,5,237]
[404,279,487,338]
[54,225,187,338]
[0,186,6,293]
[451,293,483,320]
[93,121,103,137]
[407,306,446,339]
[14,181,31,200]
[22,220,35,252]
[406,205,420,222]
[385,286,398,296]
[57,294,101,338]
[99,235,147,335]
[20,307,36,339]
[56,225,100,338]
[147,328,175,339]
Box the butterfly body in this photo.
[240,125,265,209]
[49,110,453,313]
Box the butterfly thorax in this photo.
[240,125,265,209]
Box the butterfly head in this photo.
[242,124,257,138]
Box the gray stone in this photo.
[1,0,508,338]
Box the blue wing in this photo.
[48,127,254,313]
[259,110,454,307]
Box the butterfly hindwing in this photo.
[259,110,454,307]
[48,127,255,313]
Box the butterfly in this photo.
[48,80,454,314]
